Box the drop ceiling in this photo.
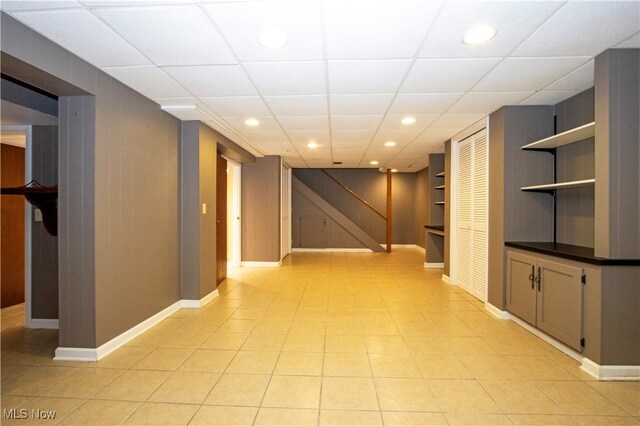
[1,0,638,171]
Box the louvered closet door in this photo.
[456,138,473,294]
[471,131,488,300]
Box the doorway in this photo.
[225,158,241,269]
[281,164,291,260]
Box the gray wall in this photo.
[414,167,429,249]
[242,156,281,262]
[30,125,58,320]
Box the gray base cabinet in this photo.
[506,249,584,351]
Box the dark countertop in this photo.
[424,225,444,231]
[505,241,640,266]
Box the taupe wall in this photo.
[414,167,429,249]
[242,156,281,262]
[293,169,418,246]
[31,125,58,320]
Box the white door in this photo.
[281,165,291,260]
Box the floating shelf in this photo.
[521,178,595,192]
[435,172,445,177]
[522,122,595,150]
[435,185,445,190]
[434,201,445,205]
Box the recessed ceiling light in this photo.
[244,118,260,127]
[462,25,496,45]
[307,141,319,149]
[391,168,398,173]
[257,27,288,49]
[401,116,416,125]
[370,160,379,165]
[384,141,396,147]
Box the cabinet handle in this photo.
[529,265,535,289]
[536,267,541,292]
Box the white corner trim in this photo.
[181,289,219,309]
[580,359,640,381]
[54,300,183,362]
[441,274,451,284]
[424,262,444,269]
[484,302,512,320]
[413,245,426,253]
[240,261,282,267]
[27,319,59,329]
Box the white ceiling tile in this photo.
[201,96,270,116]
[94,6,235,66]
[401,58,501,93]
[519,91,580,106]
[287,130,330,145]
[331,115,383,130]
[241,130,289,143]
[82,0,198,5]
[277,115,329,131]
[102,66,190,98]
[448,91,533,114]
[616,32,640,48]
[243,61,325,95]
[473,57,590,92]
[430,114,485,129]
[1,1,79,11]
[11,9,150,67]
[324,0,440,59]
[330,94,394,115]
[221,116,281,132]
[420,1,563,58]
[372,129,422,143]
[203,0,323,62]
[328,60,411,94]
[379,114,438,130]
[264,95,327,116]
[332,129,376,142]
[544,60,594,91]
[414,128,457,141]
[514,1,640,57]
[389,93,463,114]
[162,65,257,96]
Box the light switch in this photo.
[34,209,43,222]
[202,203,207,214]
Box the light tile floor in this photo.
[1,249,639,425]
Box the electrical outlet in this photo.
[202,203,207,214]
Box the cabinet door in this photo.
[506,251,537,325]
[536,259,583,351]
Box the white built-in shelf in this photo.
[521,178,595,192]
[435,172,445,177]
[434,201,445,205]
[435,185,445,190]
[522,122,595,150]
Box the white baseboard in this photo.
[484,302,512,320]
[55,300,183,362]
[414,245,426,253]
[424,262,444,269]
[240,260,282,267]
[580,359,640,381]
[291,248,371,253]
[441,274,451,284]
[181,289,219,309]
[386,244,424,251]
[27,319,59,329]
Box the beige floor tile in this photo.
[369,353,422,378]
[1,365,35,383]
[204,373,270,406]
[40,367,124,399]
[59,400,141,425]
[428,379,501,413]
[381,411,447,425]
[365,335,409,353]
[225,351,279,374]
[458,354,525,380]
[587,381,640,417]
[395,320,435,336]
[179,349,236,373]
[201,332,249,350]
[0,395,32,410]
[90,347,153,369]
[252,319,292,334]
[505,355,579,381]
[508,414,579,425]
[254,408,318,425]
[230,308,267,320]
[374,378,440,411]
[323,352,372,377]
[1,397,84,425]
[321,377,379,411]
[241,333,287,351]
[262,375,321,409]
[124,402,199,425]
[131,347,194,371]
[274,351,323,376]
[156,331,210,349]
[445,412,512,425]
[321,409,383,425]
[148,371,220,404]
[288,320,326,335]
[404,336,452,354]
[325,321,364,335]
[414,354,474,379]
[189,405,258,425]
[483,337,542,355]
[481,380,565,414]
[534,381,628,416]
[325,335,367,353]
[447,336,498,355]
[2,366,78,396]
[94,369,171,401]
[571,415,640,425]
[282,334,325,352]
[217,319,257,333]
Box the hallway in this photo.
[1,249,638,425]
